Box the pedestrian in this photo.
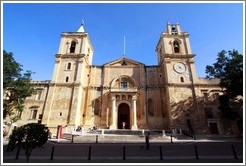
[122,122,126,129]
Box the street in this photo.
[2,137,243,164]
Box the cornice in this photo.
[55,53,85,58]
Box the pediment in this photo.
[104,57,145,67]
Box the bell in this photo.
[171,26,176,31]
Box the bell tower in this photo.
[54,22,94,82]
[156,22,200,130]
[42,22,94,131]
[156,22,198,84]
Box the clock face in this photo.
[174,62,186,73]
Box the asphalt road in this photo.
[2,140,243,164]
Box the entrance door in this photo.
[118,103,130,129]
[209,123,219,134]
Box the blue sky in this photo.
[2,2,244,81]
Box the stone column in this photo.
[110,95,117,129]
[131,95,138,130]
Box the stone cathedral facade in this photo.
[17,23,224,135]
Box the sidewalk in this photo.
[48,133,242,144]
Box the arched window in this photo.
[173,41,180,53]
[67,62,71,70]
[70,41,76,53]
[180,77,184,82]
[148,99,154,116]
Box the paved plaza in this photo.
[2,133,244,164]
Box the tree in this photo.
[3,50,36,124]
[206,49,243,98]
[205,49,243,133]
[7,123,49,162]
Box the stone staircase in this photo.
[102,129,144,135]
[62,129,160,139]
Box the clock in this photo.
[173,62,186,73]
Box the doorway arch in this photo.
[118,103,130,129]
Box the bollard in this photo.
[88,145,92,160]
[96,135,98,143]
[194,144,199,159]
[160,145,163,160]
[123,145,126,160]
[170,135,173,143]
[50,145,55,160]
[71,135,74,143]
[145,133,150,150]
[231,144,238,159]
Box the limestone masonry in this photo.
[18,23,223,136]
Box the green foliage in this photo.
[3,50,36,123]
[3,50,22,88]
[206,49,243,98]
[218,94,239,120]
[8,123,49,162]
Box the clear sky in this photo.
[2,2,244,81]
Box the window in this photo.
[67,62,71,70]
[120,82,128,89]
[70,41,76,53]
[35,90,42,100]
[173,41,180,53]
[180,77,184,82]
[65,76,69,82]
[30,109,38,119]
[16,110,22,119]
[94,99,100,116]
